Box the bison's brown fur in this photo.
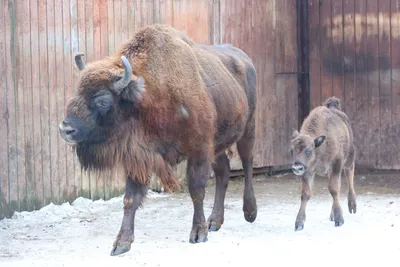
[290,96,357,231]
[59,24,258,256]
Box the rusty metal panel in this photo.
[308,0,400,169]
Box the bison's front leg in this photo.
[110,177,148,256]
[187,158,210,243]
[295,172,314,231]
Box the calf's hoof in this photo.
[207,215,223,232]
[295,221,304,231]
[335,219,344,227]
[348,199,357,214]
[189,222,209,243]
[110,243,131,256]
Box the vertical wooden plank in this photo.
[99,0,108,58]
[320,0,333,102]
[0,0,11,218]
[366,0,381,169]
[62,0,75,201]
[127,0,136,37]
[93,0,104,199]
[22,0,35,211]
[153,0,160,23]
[70,0,81,201]
[353,0,368,167]
[114,0,122,48]
[5,0,19,213]
[107,0,115,56]
[120,0,128,43]
[342,0,356,125]
[47,0,60,205]
[378,1,392,169]
[159,0,173,25]
[38,0,52,206]
[30,0,42,209]
[309,0,321,109]
[55,0,67,204]
[331,0,344,103]
[15,0,27,212]
[391,0,400,169]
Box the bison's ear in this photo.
[120,77,145,103]
[292,130,300,138]
[314,135,326,148]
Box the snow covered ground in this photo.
[1,173,400,267]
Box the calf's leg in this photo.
[295,173,314,231]
[187,158,210,243]
[345,162,357,214]
[208,153,231,231]
[111,177,148,256]
[328,159,344,227]
[236,122,257,223]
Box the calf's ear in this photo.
[292,130,300,138]
[120,77,145,104]
[314,135,326,148]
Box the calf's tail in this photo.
[325,96,341,110]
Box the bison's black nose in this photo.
[59,121,78,141]
[292,164,305,176]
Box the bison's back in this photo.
[193,44,257,153]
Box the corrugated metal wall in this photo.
[1,0,300,218]
[308,0,400,169]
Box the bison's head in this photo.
[290,130,326,176]
[58,52,145,145]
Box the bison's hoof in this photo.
[189,222,208,243]
[110,243,131,256]
[243,197,257,223]
[335,219,344,227]
[207,218,223,232]
[348,200,357,214]
[295,221,304,231]
[244,209,257,223]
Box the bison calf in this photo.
[290,97,357,231]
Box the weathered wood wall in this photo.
[0,0,299,218]
[308,0,400,170]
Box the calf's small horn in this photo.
[75,52,87,71]
[113,56,133,91]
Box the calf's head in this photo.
[290,130,326,176]
[59,52,145,145]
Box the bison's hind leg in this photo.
[345,163,357,214]
[208,153,231,231]
[236,120,257,223]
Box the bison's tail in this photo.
[324,96,341,110]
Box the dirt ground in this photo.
[1,172,400,267]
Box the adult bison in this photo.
[58,24,258,255]
[290,97,357,231]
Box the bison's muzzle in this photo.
[59,120,80,145]
[292,163,305,176]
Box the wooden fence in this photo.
[308,0,400,170]
[2,0,399,219]
[0,0,299,218]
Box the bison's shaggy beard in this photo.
[74,136,180,192]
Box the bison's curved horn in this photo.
[113,56,133,91]
[74,52,87,71]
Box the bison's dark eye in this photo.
[99,100,110,108]
[305,149,312,157]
